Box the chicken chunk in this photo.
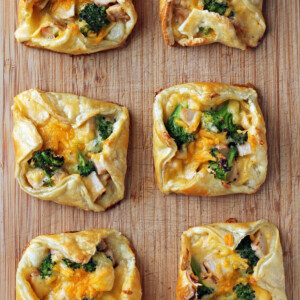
[94,0,117,6]
[82,171,106,201]
[107,4,130,22]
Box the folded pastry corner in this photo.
[15,0,137,54]
[160,0,266,50]
[16,229,142,299]
[153,82,267,196]
[176,220,287,300]
[12,89,129,211]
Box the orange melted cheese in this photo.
[37,118,77,161]
[43,255,115,299]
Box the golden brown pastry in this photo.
[16,229,142,299]
[153,83,267,196]
[176,220,287,300]
[12,89,129,211]
[160,0,266,50]
[15,0,137,54]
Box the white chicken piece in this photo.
[251,231,267,259]
[30,272,52,299]
[89,153,107,175]
[51,1,75,20]
[180,107,201,132]
[82,171,106,201]
[94,0,117,6]
[26,168,48,189]
[40,26,60,39]
[107,4,130,22]
[237,142,252,157]
[51,169,67,185]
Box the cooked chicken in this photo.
[180,107,201,132]
[40,26,61,39]
[82,171,106,201]
[90,153,107,175]
[94,0,117,6]
[107,4,130,22]
[237,142,252,157]
[26,168,48,189]
[251,231,267,258]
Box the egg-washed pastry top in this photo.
[15,0,137,54]
[176,220,287,300]
[12,89,129,211]
[16,229,142,300]
[159,0,266,50]
[153,83,267,196]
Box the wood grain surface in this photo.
[1,0,299,299]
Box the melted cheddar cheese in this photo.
[36,117,98,169]
[190,232,272,299]
[164,99,253,186]
[30,251,120,300]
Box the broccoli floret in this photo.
[204,0,228,15]
[77,152,95,177]
[83,258,97,272]
[234,283,255,300]
[197,285,214,299]
[165,105,196,148]
[228,143,238,167]
[79,4,110,36]
[200,27,212,35]
[39,254,56,279]
[96,116,114,141]
[28,149,65,186]
[201,102,248,145]
[236,236,259,274]
[63,258,81,271]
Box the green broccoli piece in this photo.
[77,152,95,177]
[234,283,255,300]
[197,285,214,299]
[39,254,56,279]
[165,104,196,148]
[202,102,248,145]
[228,143,238,167]
[63,258,81,271]
[96,116,114,141]
[204,0,228,15]
[200,27,212,35]
[28,149,65,186]
[79,4,110,36]
[236,236,259,274]
[82,258,97,272]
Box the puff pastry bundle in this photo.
[15,0,137,54]
[160,0,266,50]
[16,229,142,299]
[176,220,287,300]
[153,82,267,196]
[12,89,129,211]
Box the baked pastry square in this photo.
[160,0,266,50]
[176,220,287,300]
[16,229,142,299]
[153,83,267,196]
[15,0,137,54]
[12,89,129,211]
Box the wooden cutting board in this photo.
[1,0,299,299]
